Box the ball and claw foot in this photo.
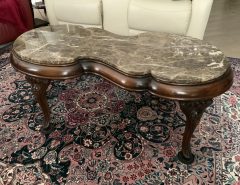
[177,151,195,164]
[178,99,213,164]
[40,122,55,134]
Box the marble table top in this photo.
[13,25,230,84]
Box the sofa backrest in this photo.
[102,0,192,36]
[45,0,102,28]
[45,0,213,39]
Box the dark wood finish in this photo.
[10,52,233,164]
[11,54,233,101]
[177,99,213,164]
[25,75,52,133]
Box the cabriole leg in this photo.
[177,99,213,164]
[26,75,51,133]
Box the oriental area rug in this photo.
[0,47,239,185]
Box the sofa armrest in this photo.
[186,0,213,39]
[102,0,131,35]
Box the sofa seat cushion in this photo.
[128,0,192,35]
[54,0,102,26]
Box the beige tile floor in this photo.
[204,0,240,58]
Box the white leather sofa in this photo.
[45,0,213,40]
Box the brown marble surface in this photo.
[13,25,230,84]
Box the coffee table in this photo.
[10,25,233,164]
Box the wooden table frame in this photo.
[11,52,233,164]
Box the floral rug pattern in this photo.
[0,49,239,185]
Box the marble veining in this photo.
[13,25,230,84]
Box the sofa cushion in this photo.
[102,0,130,35]
[53,0,102,26]
[128,0,192,35]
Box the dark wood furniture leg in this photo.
[177,99,213,164]
[26,75,51,132]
